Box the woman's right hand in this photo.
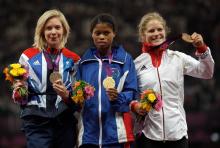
[12,80,28,103]
[13,80,27,91]
[134,102,147,116]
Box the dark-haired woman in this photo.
[76,13,138,148]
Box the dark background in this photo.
[0,0,219,147]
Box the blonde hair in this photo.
[33,9,70,50]
[138,12,170,42]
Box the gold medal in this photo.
[49,72,62,83]
[182,33,193,43]
[103,76,115,89]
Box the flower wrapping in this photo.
[71,80,95,106]
[3,63,29,104]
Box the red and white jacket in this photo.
[133,46,214,141]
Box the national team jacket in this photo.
[16,47,80,118]
[134,48,214,141]
[76,46,138,146]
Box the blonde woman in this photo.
[12,9,80,148]
[130,12,214,148]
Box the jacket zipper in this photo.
[98,59,103,147]
[155,54,166,142]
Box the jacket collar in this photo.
[80,45,127,64]
[142,42,167,53]
[45,48,61,54]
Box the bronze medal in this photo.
[49,71,62,83]
[103,76,115,89]
[182,33,194,43]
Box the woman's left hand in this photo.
[106,88,118,101]
[191,32,205,47]
[52,79,69,100]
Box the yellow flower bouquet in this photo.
[140,89,162,112]
[3,63,29,105]
[136,89,163,123]
[71,80,95,107]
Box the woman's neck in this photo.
[47,45,61,50]
[97,48,112,57]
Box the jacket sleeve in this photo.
[181,48,214,79]
[110,54,138,112]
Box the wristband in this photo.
[196,44,207,53]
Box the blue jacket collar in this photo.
[80,45,127,64]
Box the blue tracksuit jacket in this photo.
[76,45,138,146]
[18,47,80,118]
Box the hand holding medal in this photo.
[182,32,205,48]
[51,72,70,100]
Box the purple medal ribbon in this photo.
[96,51,113,76]
[44,50,61,72]
[105,53,113,76]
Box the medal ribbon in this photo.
[96,51,113,76]
[142,34,182,53]
[44,49,61,72]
